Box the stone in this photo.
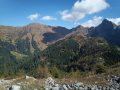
[44,75,120,90]
[25,75,30,79]
[79,86,84,90]
[25,75,36,81]
[62,85,68,90]
[8,85,21,90]
[45,77,56,90]
[34,89,38,90]
[52,84,59,90]
[75,82,83,87]
[66,84,72,89]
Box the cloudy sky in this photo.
[0,0,120,28]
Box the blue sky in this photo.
[0,0,120,28]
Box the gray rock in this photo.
[66,84,72,89]
[52,84,59,90]
[45,77,55,90]
[62,85,68,90]
[44,75,120,90]
[7,85,21,90]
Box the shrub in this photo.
[95,64,106,74]
[49,66,63,78]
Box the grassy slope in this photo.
[10,51,28,60]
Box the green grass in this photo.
[10,51,28,60]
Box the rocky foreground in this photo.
[45,76,120,90]
[0,75,120,90]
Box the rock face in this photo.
[45,76,120,90]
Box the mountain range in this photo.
[0,19,120,78]
[0,19,120,53]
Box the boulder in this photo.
[62,85,68,90]
[52,84,59,90]
[45,77,55,90]
[25,75,36,80]
[7,85,21,90]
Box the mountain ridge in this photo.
[88,19,120,46]
[0,19,120,79]
[0,19,120,53]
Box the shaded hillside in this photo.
[41,35,120,77]
[42,26,71,44]
[88,19,120,46]
[0,46,18,77]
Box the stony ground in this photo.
[0,76,45,90]
[0,75,120,90]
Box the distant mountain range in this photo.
[0,19,119,53]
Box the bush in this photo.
[49,66,63,78]
[36,66,49,78]
[95,64,106,74]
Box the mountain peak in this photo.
[27,23,50,27]
[71,25,85,31]
[76,25,84,29]
[101,19,116,27]
[102,19,110,23]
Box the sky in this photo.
[0,0,120,28]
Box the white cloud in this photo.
[107,18,120,25]
[27,13,39,20]
[41,16,56,21]
[82,16,103,27]
[74,22,80,26]
[82,16,120,27]
[60,0,109,21]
